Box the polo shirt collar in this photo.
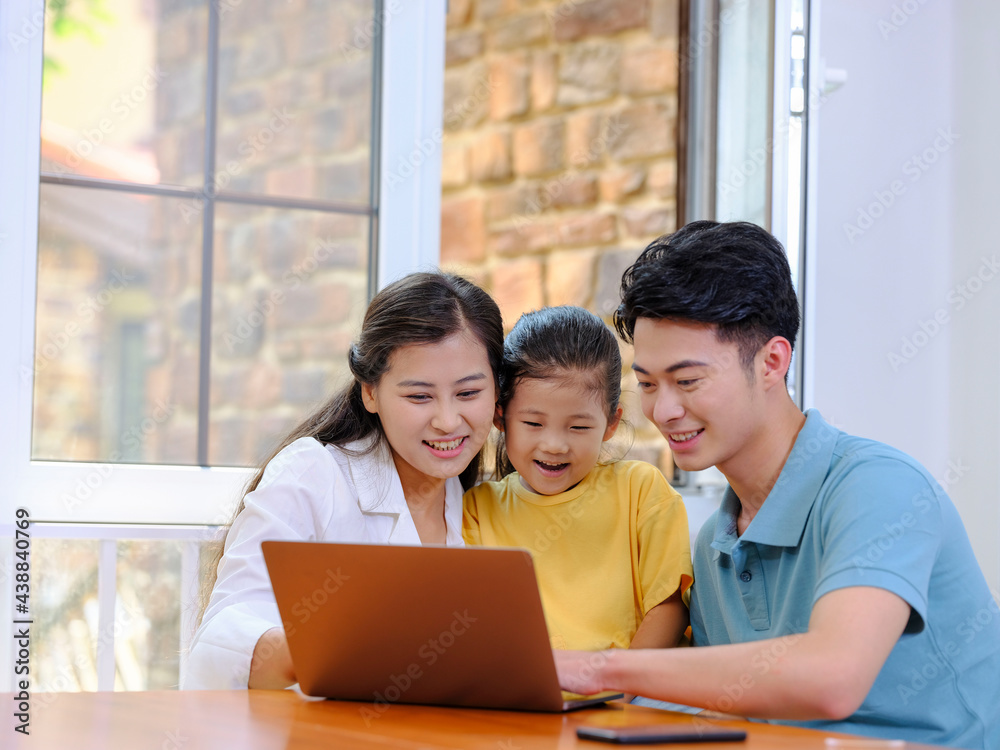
[711,409,839,552]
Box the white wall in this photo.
[809,0,999,591]
[949,3,1000,594]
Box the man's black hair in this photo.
[614,220,801,375]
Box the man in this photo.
[555,221,1000,749]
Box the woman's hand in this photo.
[248,627,296,689]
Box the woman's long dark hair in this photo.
[198,272,503,620]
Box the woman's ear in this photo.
[493,404,505,431]
[361,382,378,414]
[603,405,624,441]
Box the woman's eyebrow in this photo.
[395,372,488,388]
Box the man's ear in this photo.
[361,382,378,414]
[493,404,505,431]
[759,336,793,390]
[603,405,624,441]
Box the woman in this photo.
[184,272,503,690]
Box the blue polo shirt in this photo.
[690,410,1000,750]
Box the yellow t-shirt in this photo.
[463,461,693,651]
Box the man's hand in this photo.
[554,649,612,695]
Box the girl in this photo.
[185,272,503,690]
[464,306,692,652]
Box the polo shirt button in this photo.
[740,570,752,582]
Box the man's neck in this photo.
[720,400,807,532]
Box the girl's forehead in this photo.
[511,372,606,410]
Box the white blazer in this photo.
[183,436,465,690]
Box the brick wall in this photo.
[440,0,681,475]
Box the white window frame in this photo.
[0,0,445,689]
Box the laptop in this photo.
[262,541,622,712]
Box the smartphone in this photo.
[576,725,747,744]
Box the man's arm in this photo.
[557,585,910,720]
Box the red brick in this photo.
[441,142,469,189]
[621,46,678,95]
[441,196,486,264]
[489,12,550,50]
[265,164,317,199]
[609,100,675,161]
[241,362,282,409]
[486,185,541,223]
[599,166,646,201]
[488,221,557,255]
[531,50,558,112]
[648,161,677,199]
[274,281,355,328]
[477,0,519,21]
[513,119,565,176]
[447,0,472,27]
[446,30,483,66]
[552,0,649,41]
[491,258,545,326]
[549,173,599,208]
[443,64,491,131]
[469,130,512,182]
[651,0,680,39]
[558,43,621,106]
[546,250,595,307]
[490,53,531,120]
[622,205,676,238]
[557,213,617,247]
[565,110,603,167]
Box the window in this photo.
[1,0,446,691]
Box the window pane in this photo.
[32,539,99,692]
[208,203,369,466]
[33,185,202,464]
[715,0,773,225]
[32,537,201,691]
[40,0,208,187]
[215,0,375,203]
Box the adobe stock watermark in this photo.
[887,253,999,370]
[384,75,497,192]
[22,267,137,382]
[843,127,959,244]
[359,609,478,726]
[339,0,401,62]
[179,107,296,223]
[61,400,176,512]
[878,0,934,40]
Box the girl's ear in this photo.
[361,382,378,414]
[603,405,624,441]
[493,404,505,431]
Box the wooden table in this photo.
[6,690,945,749]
